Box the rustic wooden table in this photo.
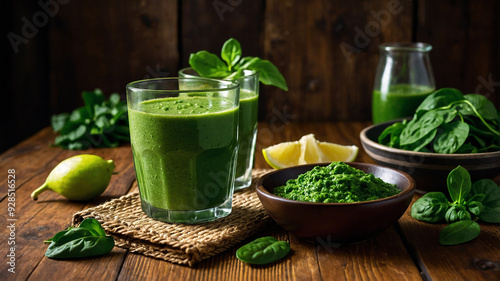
[1,122,499,281]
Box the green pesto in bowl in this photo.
[273,162,400,203]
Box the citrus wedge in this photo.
[263,134,358,169]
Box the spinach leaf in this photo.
[45,218,114,259]
[471,179,500,223]
[438,220,480,245]
[236,236,290,265]
[51,89,130,150]
[410,192,449,223]
[447,166,471,204]
[189,38,288,91]
[378,121,406,147]
[416,88,464,112]
[400,110,444,146]
[433,121,469,154]
[461,94,498,120]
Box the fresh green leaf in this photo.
[79,218,107,237]
[466,200,484,216]
[411,192,450,223]
[400,110,444,146]
[188,38,288,91]
[246,58,288,91]
[189,51,232,78]
[236,236,290,265]
[461,94,498,120]
[50,89,129,150]
[83,89,105,116]
[439,220,480,245]
[221,38,242,69]
[51,113,70,132]
[447,166,472,204]
[445,205,471,223]
[433,121,469,154]
[471,179,500,223]
[416,88,464,112]
[44,218,114,259]
[378,121,406,147]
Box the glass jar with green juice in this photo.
[372,43,435,124]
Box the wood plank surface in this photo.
[1,122,499,281]
[260,0,414,122]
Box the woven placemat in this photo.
[72,169,273,266]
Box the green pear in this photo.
[31,154,115,201]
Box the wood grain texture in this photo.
[48,0,179,115]
[2,122,500,280]
[399,196,500,281]
[416,0,500,107]
[260,0,413,121]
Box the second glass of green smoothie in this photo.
[179,68,259,190]
[126,77,240,224]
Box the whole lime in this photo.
[31,154,115,201]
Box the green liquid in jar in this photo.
[372,84,434,124]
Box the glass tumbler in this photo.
[126,77,240,224]
[179,68,259,190]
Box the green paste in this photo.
[273,162,401,203]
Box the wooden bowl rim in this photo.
[256,162,415,206]
[360,120,500,159]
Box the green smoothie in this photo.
[129,96,239,211]
[235,89,259,177]
[372,84,434,124]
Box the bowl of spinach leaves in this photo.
[360,88,500,194]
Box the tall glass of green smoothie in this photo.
[179,68,259,190]
[126,77,240,224]
[372,42,435,124]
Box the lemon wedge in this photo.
[263,134,358,169]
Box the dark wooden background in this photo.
[3,0,499,153]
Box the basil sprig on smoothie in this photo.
[188,38,288,91]
[378,88,500,153]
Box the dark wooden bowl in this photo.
[256,163,415,243]
[360,120,500,194]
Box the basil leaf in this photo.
[221,38,242,69]
[433,121,469,154]
[246,58,288,91]
[236,236,290,265]
[439,220,480,245]
[447,166,471,204]
[411,192,449,223]
[188,51,231,78]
